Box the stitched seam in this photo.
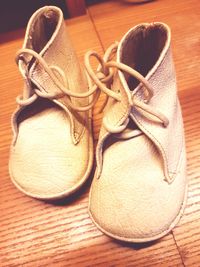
[74,121,86,143]
[107,100,130,127]
[133,112,184,178]
[30,76,85,141]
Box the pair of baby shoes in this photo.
[9,6,187,243]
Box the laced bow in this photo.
[15,48,113,111]
[84,43,169,135]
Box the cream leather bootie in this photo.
[86,23,187,242]
[9,6,94,200]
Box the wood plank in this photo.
[65,0,86,18]
[172,87,200,267]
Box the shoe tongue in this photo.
[114,119,142,140]
[100,37,136,137]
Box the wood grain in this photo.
[0,1,199,266]
[173,88,200,266]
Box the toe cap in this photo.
[89,137,187,242]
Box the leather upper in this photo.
[9,6,93,199]
[13,6,89,144]
[96,23,184,182]
[89,23,187,241]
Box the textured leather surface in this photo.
[90,23,187,241]
[9,7,93,199]
[131,48,184,182]
[90,136,186,240]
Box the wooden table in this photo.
[0,0,200,266]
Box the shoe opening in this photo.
[27,8,60,53]
[120,23,168,89]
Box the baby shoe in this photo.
[9,6,94,200]
[86,22,187,242]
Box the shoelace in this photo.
[16,43,169,137]
[15,47,114,111]
[84,43,169,137]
